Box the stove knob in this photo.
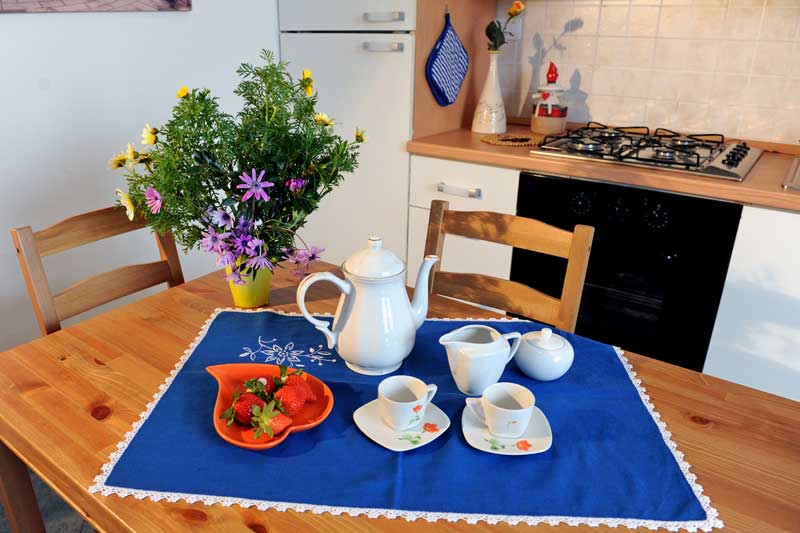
[570,191,592,216]
[645,203,670,230]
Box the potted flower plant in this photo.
[111,50,363,307]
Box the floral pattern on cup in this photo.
[423,423,439,433]
[484,437,506,451]
[398,434,422,445]
[516,439,532,451]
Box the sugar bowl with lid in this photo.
[515,328,574,381]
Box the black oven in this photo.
[510,172,741,371]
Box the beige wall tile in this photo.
[598,5,629,35]
[716,40,756,73]
[760,7,800,41]
[752,41,793,75]
[724,8,764,40]
[659,6,694,37]
[628,6,660,36]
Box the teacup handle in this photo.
[465,397,486,425]
[424,383,438,405]
[503,332,522,363]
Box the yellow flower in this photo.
[314,113,334,126]
[355,128,366,143]
[125,142,136,162]
[141,123,157,145]
[176,85,189,98]
[508,1,525,17]
[115,188,135,221]
[302,69,314,97]
[109,152,127,169]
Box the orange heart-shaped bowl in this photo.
[206,363,334,451]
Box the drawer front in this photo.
[278,0,416,31]
[410,156,520,214]
[407,206,513,288]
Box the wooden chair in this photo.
[424,200,594,333]
[3,206,184,533]
[10,206,184,336]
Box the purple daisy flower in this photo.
[211,209,234,230]
[217,250,236,267]
[288,178,306,192]
[231,233,252,255]
[246,254,274,271]
[236,217,254,232]
[237,169,274,202]
[200,227,230,254]
[145,186,162,214]
[226,268,245,286]
[245,238,264,257]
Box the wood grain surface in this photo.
[0,262,798,532]
[407,126,800,213]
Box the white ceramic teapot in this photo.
[296,237,439,375]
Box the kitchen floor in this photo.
[0,472,90,533]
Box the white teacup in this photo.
[465,382,535,438]
[378,375,437,431]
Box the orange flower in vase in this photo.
[516,439,533,451]
[423,423,440,433]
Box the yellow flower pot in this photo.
[225,266,272,308]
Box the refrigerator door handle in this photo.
[362,42,405,53]
[363,11,405,23]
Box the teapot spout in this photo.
[410,254,440,329]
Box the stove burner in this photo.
[592,129,623,139]
[668,137,699,150]
[653,147,678,161]
[567,137,605,153]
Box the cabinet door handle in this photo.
[362,41,405,53]
[363,11,405,23]
[437,182,483,199]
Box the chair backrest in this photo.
[424,200,594,333]
[10,206,184,336]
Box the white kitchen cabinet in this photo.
[704,206,800,401]
[278,0,416,32]
[280,32,414,264]
[406,156,519,287]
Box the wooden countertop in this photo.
[407,126,800,212]
[0,263,799,532]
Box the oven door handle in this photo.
[436,181,483,200]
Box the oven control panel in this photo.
[695,143,762,181]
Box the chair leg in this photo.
[0,440,45,533]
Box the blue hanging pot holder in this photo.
[426,13,469,107]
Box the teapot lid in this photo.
[342,237,405,278]
[522,328,566,351]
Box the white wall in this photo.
[497,0,800,144]
[0,0,279,350]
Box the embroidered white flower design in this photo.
[238,336,336,367]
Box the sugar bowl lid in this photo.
[342,237,405,278]
[522,328,567,351]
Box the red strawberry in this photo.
[275,385,306,416]
[285,374,317,402]
[251,400,293,439]
[244,377,275,400]
[220,392,264,426]
[259,377,277,396]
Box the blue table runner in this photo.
[91,309,721,531]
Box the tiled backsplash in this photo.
[496,0,800,144]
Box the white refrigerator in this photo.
[278,0,416,264]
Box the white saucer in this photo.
[461,405,553,455]
[353,400,451,452]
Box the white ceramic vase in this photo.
[472,51,507,134]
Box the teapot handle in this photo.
[296,272,352,349]
[503,332,522,363]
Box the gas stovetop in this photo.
[530,121,762,182]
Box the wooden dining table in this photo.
[0,261,798,533]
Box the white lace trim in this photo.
[89,308,723,531]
